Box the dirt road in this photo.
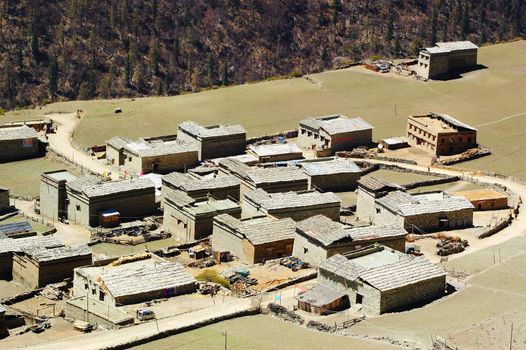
[13,298,256,350]
[46,113,119,180]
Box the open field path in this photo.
[46,113,119,180]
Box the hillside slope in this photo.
[0,0,524,109]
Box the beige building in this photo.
[452,189,508,211]
[298,158,362,191]
[177,121,246,160]
[356,177,403,223]
[217,158,309,195]
[163,190,241,242]
[247,143,303,163]
[12,245,92,289]
[318,245,446,315]
[298,115,373,153]
[73,256,196,306]
[161,172,240,202]
[406,113,477,156]
[416,41,478,80]
[212,214,296,263]
[293,215,407,267]
[242,189,341,221]
[373,191,474,233]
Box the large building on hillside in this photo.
[242,189,341,221]
[59,176,156,227]
[162,172,240,203]
[0,125,40,162]
[293,215,407,267]
[212,214,296,263]
[298,115,373,153]
[177,121,246,160]
[163,190,241,242]
[298,158,362,191]
[106,136,198,175]
[416,41,478,80]
[73,257,196,306]
[373,191,474,232]
[406,113,477,156]
[318,245,446,315]
[217,158,309,195]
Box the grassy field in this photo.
[131,315,404,350]
[0,157,66,197]
[408,180,485,194]
[2,40,526,178]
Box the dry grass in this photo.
[2,41,526,177]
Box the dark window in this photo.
[468,137,472,143]
[76,205,81,211]
[356,293,363,304]
[303,247,308,254]
[99,291,105,301]
[376,208,381,214]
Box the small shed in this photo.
[297,284,349,315]
[452,189,508,211]
[379,137,409,150]
[99,209,120,228]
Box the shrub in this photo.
[195,269,230,288]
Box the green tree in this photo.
[385,13,394,42]
[149,39,159,76]
[124,53,132,87]
[29,22,39,63]
[48,56,58,99]
[460,5,469,39]
[429,8,437,45]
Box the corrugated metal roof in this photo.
[25,244,92,262]
[163,172,239,192]
[436,41,478,51]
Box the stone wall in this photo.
[268,204,340,222]
[211,224,245,258]
[329,128,373,152]
[244,238,294,264]
[0,137,39,162]
[0,189,9,213]
[404,208,473,233]
[380,275,445,314]
[64,297,134,329]
[106,145,123,167]
[292,234,329,267]
[310,172,361,192]
[201,135,247,160]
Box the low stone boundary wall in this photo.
[102,307,261,350]
[478,216,513,239]
[247,129,298,144]
[263,271,317,293]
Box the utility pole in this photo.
[509,322,513,350]
[222,331,228,350]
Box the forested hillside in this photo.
[0,0,524,109]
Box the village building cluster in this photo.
[0,96,507,341]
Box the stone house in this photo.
[247,143,303,163]
[121,139,198,175]
[105,136,133,167]
[293,215,407,267]
[0,235,62,280]
[452,189,508,211]
[40,170,79,221]
[373,191,474,233]
[161,172,240,204]
[242,189,341,221]
[416,41,478,80]
[217,158,309,196]
[163,190,241,242]
[318,245,446,315]
[356,177,403,223]
[73,257,196,306]
[212,214,296,263]
[177,121,246,160]
[298,115,373,153]
[298,158,362,191]
[0,125,40,162]
[406,113,477,156]
[12,245,92,289]
[66,177,156,227]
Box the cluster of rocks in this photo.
[306,320,333,332]
[437,238,469,256]
[266,303,304,325]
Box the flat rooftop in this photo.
[245,167,308,185]
[452,189,507,201]
[299,158,361,176]
[178,121,246,139]
[0,125,38,141]
[300,115,373,135]
[124,139,196,157]
[43,170,78,182]
[409,113,477,133]
[248,143,303,157]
